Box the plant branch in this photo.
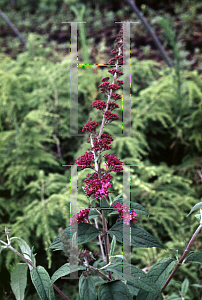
[52,283,70,300]
[97,44,120,140]
[4,244,71,300]
[155,224,202,300]
[101,210,112,280]
[0,9,27,45]
[94,217,106,262]
[88,264,112,281]
[124,0,172,67]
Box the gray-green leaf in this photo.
[11,263,28,300]
[30,266,55,300]
[51,263,86,284]
[98,280,133,300]
[79,274,97,300]
[108,222,164,248]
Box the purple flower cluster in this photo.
[91,133,114,153]
[103,154,124,172]
[84,172,114,200]
[75,151,94,170]
[68,209,89,226]
[82,120,99,134]
[112,202,137,225]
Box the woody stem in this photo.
[101,210,112,280]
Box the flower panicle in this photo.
[68,209,89,227]
[72,25,137,223]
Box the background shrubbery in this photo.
[0,0,202,299]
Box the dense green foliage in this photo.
[0,1,202,299]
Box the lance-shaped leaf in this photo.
[185,252,202,264]
[49,223,99,250]
[92,275,106,287]
[30,266,55,300]
[181,278,189,298]
[113,193,123,202]
[88,209,101,220]
[110,235,116,257]
[187,202,202,216]
[98,280,133,300]
[51,263,86,284]
[100,198,111,219]
[10,237,36,270]
[79,274,97,300]
[136,258,176,300]
[130,202,149,215]
[108,222,164,248]
[11,263,28,300]
[195,214,201,221]
[126,281,139,296]
[105,262,161,296]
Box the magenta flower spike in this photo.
[70,25,137,226]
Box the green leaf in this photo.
[100,198,110,208]
[98,280,133,300]
[108,193,112,206]
[130,202,149,215]
[79,274,97,300]
[165,296,181,300]
[107,209,119,216]
[92,275,105,287]
[88,209,101,220]
[110,235,116,257]
[192,284,202,288]
[113,194,123,202]
[0,243,3,254]
[51,263,86,284]
[185,252,202,264]
[100,198,110,219]
[108,222,164,248]
[30,266,55,300]
[195,214,201,221]
[10,237,36,270]
[187,202,202,216]
[136,288,163,300]
[147,258,175,287]
[11,263,28,300]
[49,223,99,250]
[126,282,139,296]
[105,262,161,295]
[136,258,175,300]
[181,278,189,297]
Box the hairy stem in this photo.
[88,264,112,281]
[155,224,202,300]
[101,210,112,280]
[94,217,106,262]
